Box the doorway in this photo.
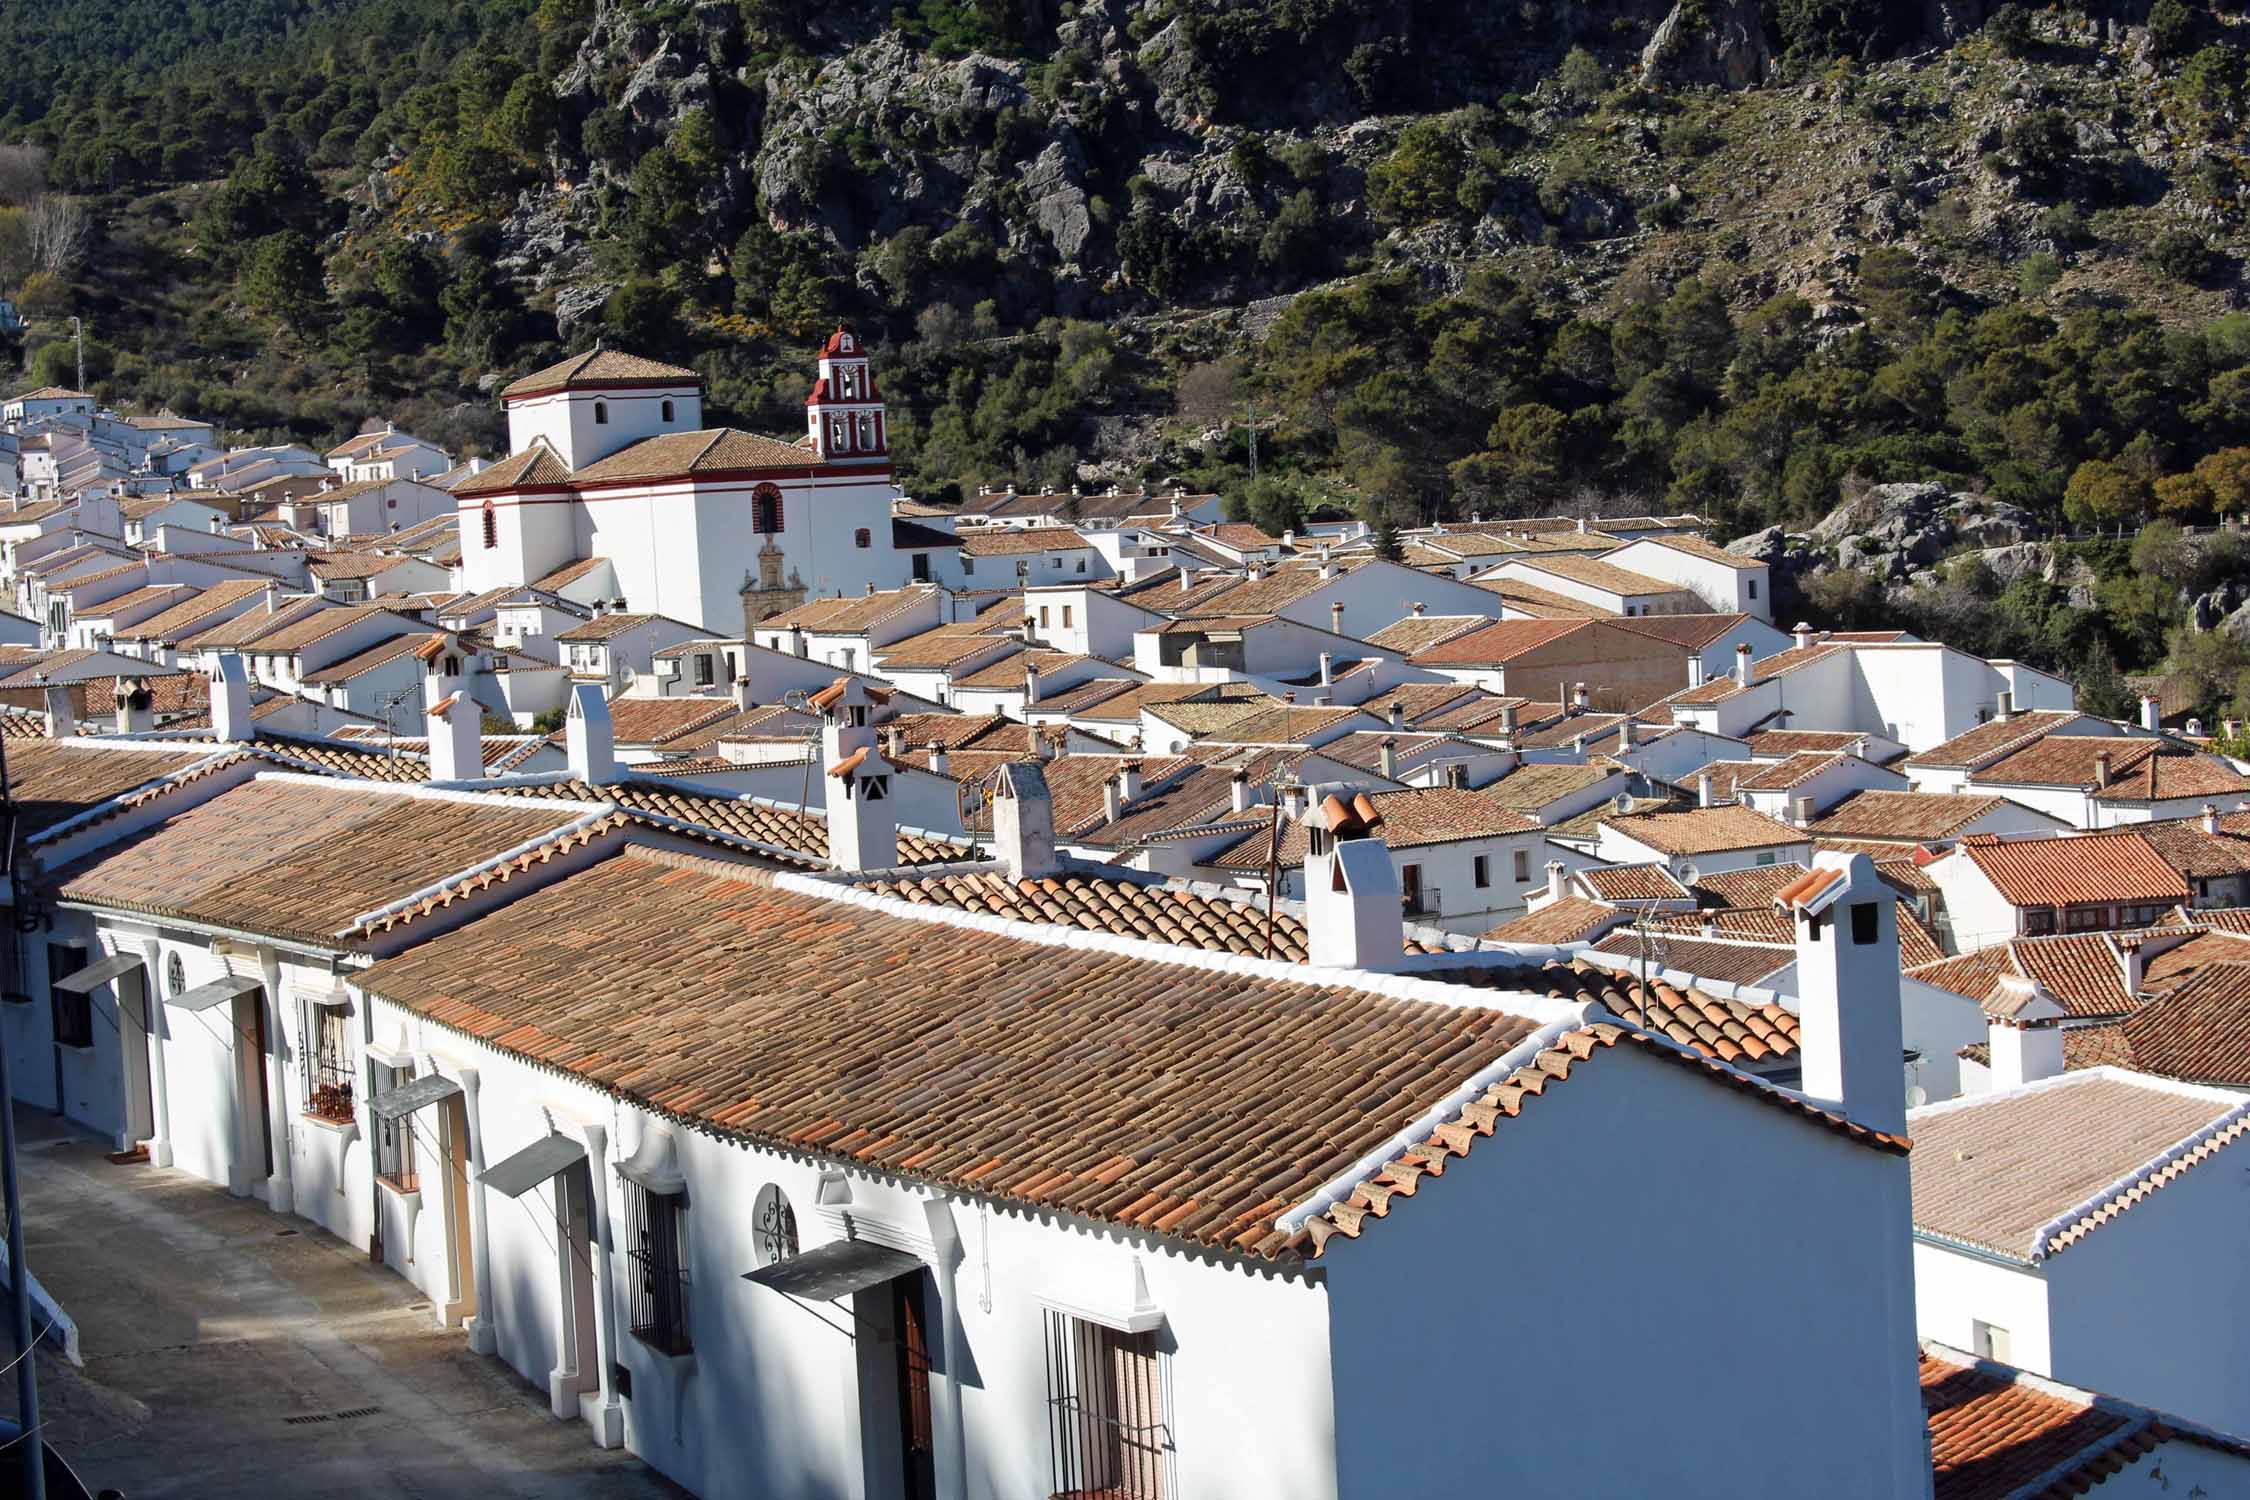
[555,1159,599,1411]
[229,989,272,1192]
[119,967,155,1152]
[891,1273,936,1500]
[439,1094,476,1326]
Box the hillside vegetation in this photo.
[14,0,2250,706]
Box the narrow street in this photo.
[1,1107,685,1498]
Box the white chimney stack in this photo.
[1411,601,1427,617]
[1388,700,1404,732]
[1698,771,1715,808]
[210,653,252,743]
[734,668,755,711]
[565,681,617,786]
[2205,803,2221,836]
[1572,681,1589,711]
[1792,621,1815,651]
[1330,600,1345,633]
[114,679,154,734]
[1734,643,1754,687]
[821,687,897,872]
[991,760,1060,880]
[1318,651,1333,686]
[1984,975,2066,1090]
[1775,851,1906,1135]
[1118,759,1143,801]
[1023,660,1042,706]
[1103,776,1124,824]
[1305,791,1404,971]
[422,644,482,782]
[2140,694,2162,733]
[1994,690,2014,720]
[1687,656,1705,689]
[1230,771,1251,815]
[1546,860,1567,904]
[1379,736,1398,781]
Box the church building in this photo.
[456,329,909,633]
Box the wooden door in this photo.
[892,1274,936,1500]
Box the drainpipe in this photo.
[920,1198,971,1500]
[138,936,174,1168]
[259,945,294,1216]
[458,1066,497,1357]
[580,1121,625,1449]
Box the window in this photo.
[375,1063,418,1191]
[1400,863,1427,915]
[1972,1320,2012,1364]
[2065,906,2104,932]
[660,399,674,423]
[855,527,872,549]
[1038,607,1051,629]
[46,943,88,1049]
[1512,849,1530,883]
[1755,851,1777,866]
[752,484,784,535]
[1062,606,1073,628]
[594,401,608,425]
[2024,907,2056,935]
[1850,902,1879,946]
[1075,558,1087,573]
[1045,1313,1170,1500]
[303,1007,353,1124]
[962,557,975,575]
[481,502,497,550]
[1747,579,1759,599]
[624,1180,691,1355]
[693,655,714,687]
[1473,855,1490,889]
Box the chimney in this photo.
[2140,694,2162,733]
[114,679,154,734]
[1572,681,1589,711]
[2119,934,2146,997]
[1304,791,1404,971]
[1687,656,1706,689]
[734,667,755,711]
[1023,660,1041,706]
[1103,776,1124,824]
[930,742,951,775]
[1575,516,1589,534]
[1282,783,1308,821]
[1984,975,2066,1090]
[1499,703,1518,736]
[1618,716,1636,751]
[1546,860,1567,904]
[210,653,252,743]
[1387,700,1404,731]
[1792,794,1816,827]
[1411,601,1426,617]
[1776,852,1906,1135]
[991,760,1060,879]
[1995,689,2014,721]
[1734,643,1754,687]
[1379,737,1398,781]
[1118,759,1143,801]
[822,694,896,871]
[1792,621,1815,651]
[884,724,905,760]
[2094,751,2112,789]
[565,681,617,786]
[1330,600,1345,633]
[40,681,73,738]
[423,648,482,782]
[1181,570,1194,596]
[2205,802,2221,836]
[1318,651,1333,686]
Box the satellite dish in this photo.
[1677,862,1699,885]
[1612,791,1633,814]
[1906,1084,1929,1109]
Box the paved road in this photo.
[0,1108,686,1498]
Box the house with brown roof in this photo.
[1405,617,1691,709]
[1910,1068,2250,1438]
[1808,789,2068,850]
[1602,534,1774,620]
[1924,831,2193,952]
[554,611,704,694]
[1961,733,2250,831]
[1596,803,1815,880]
[1476,553,1706,618]
[748,583,962,673]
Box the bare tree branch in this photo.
[25,196,89,277]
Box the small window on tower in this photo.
[594,401,609,425]
[1850,902,1880,946]
[831,417,850,450]
[481,503,497,550]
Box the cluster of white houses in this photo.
[9,337,2250,1493]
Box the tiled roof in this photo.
[1208,788,1537,870]
[1606,611,1753,648]
[955,526,1091,556]
[602,696,742,747]
[1578,863,1691,903]
[488,777,964,867]
[1910,1072,2250,1261]
[1601,804,1807,857]
[571,429,818,483]
[1480,897,1625,945]
[74,583,194,619]
[500,350,700,398]
[1810,791,2021,842]
[1026,678,1137,715]
[106,580,271,644]
[1921,1352,2140,1500]
[1909,936,2136,1020]
[1969,735,2249,802]
[2137,818,2250,879]
[1548,794,1682,844]
[1955,831,2191,908]
[4,740,224,840]
[451,446,574,496]
[1202,703,1368,746]
[239,604,408,655]
[956,649,1095,691]
[1747,729,1886,758]
[1406,618,1592,665]
[1360,615,1493,655]
[1733,750,1847,791]
[530,556,609,592]
[857,871,1313,959]
[1505,553,1685,597]
[1584,930,1794,987]
[1626,534,1761,569]
[2102,961,2250,1084]
[297,632,441,687]
[1903,712,2091,769]
[1471,578,1609,618]
[555,612,672,643]
[1302,730,1486,775]
[52,778,578,944]
[760,586,944,634]
[871,618,1012,670]
[1478,761,1619,815]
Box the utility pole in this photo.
[0,1019,42,1500]
[66,318,81,394]
[1245,399,1258,486]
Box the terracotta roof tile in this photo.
[1578,863,1691,902]
[1903,712,2090,769]
[1585,930,1794,986]
[1921,1352,2139,1500]
[1406,618,1593,665]
[1810,791,2022,842]
[1479,897,1626,945]
[571,428,817,484]
[1955,831,2191,908]
[955,526,1091,556]
[1601,804,1807,857]
[1910,935,2136,1020]
[500,350,700,399]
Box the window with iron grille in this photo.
[46,942,89,1049]
[624,1181,691,1355]
[374,1063,418,1191]
[1044,1312,1170,1500]
[302,1007,354,1125]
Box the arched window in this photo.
[594,401,609,425]
[661,399,674,423]
[830,416,850,451]
[752,484,784,534]
[856,414,875,448]
[481,502,497,550]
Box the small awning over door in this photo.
[481,1134,587,1198]
[367,1072,462,1123]
[742,1239,923,1301]
[168,974,263,1012]
[52,953,142,995]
